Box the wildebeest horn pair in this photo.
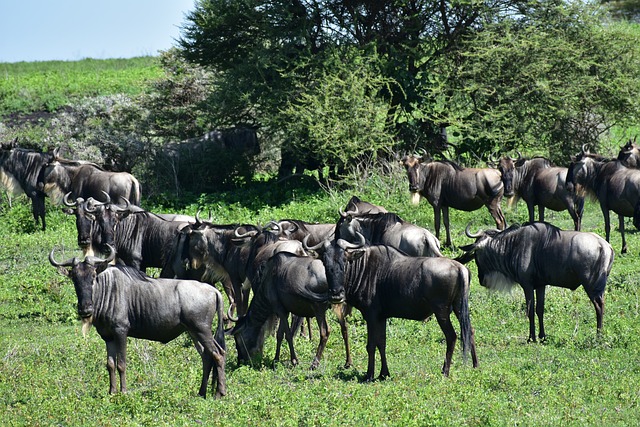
[302,232,366,252]
[49,244,117,267]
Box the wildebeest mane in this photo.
[337,212,403,243]
[98,264,153,284]
[343,245,398,303]
[54,157,105,171]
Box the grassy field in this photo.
[0,163,638,426]
[0,57,161,116]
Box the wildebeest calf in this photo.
[49,246,227,398]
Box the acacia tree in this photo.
[178,0,640,172]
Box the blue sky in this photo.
[0,0,195,63]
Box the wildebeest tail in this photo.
[129,176,142,206]
[214,291,227,354]
[457,267,475,364]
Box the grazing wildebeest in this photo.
[566,152,640,254]
[0,142,53,230]
[335,212,442,257]
[312,233,478,380]
[617,137,640,168]
[343,195,388,215]
[457,222,614,342]
[227,248,350,369]
[49,246,227,398]
[38,151,141,206]
[497,156,584,230]
[401,154,505,247]
[184,220,261,318]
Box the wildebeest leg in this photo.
[523,287,537,342]
[442,206,453,247]
[434,310,457,376]
[115,335,127,393]
[333,304,352,368]
[487,201,506,230]
[363,319,384,382]
[538,206,545,223]
[105,340,119,394]
[433,205,442,243]
[310,310,329,370]
[601,205,612,243]
[587,289,606,335]
[536,286,547,341]
[618,214,627,254]
[276,313,298,366]
[274,320,285,365]
[526,201,536,223]
[189,330,226,399]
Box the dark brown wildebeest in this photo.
[313,233,478,380]
[566,152,640,254]
[343,195,388,215]
[617,137,640,168]
[0,142,53,230]
[457,222,613,342]
[497,156,584,231]
[49,245,227,398]
[227,245,353,370]
[38,151,141,206]
[402,155,505,247]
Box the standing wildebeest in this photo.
[0,143,53,230]
[566,152,640,254]
[497,156,584,231]
[312,233,478,380]
[38,153,141,206]
[457,222,614,342]
[269,219,335,246]
[343,195,388,214]
[227,247,350,369]
[402,155,505,247]
[335,212,442,257]
[184,221,261,318]
[618,137,640,168]
[49,246,227,398]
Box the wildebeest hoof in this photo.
[527,337,537,343]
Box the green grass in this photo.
[0,57,162,115]
[0,167,639,426]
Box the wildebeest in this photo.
[268,219,335,246]
[227,248,350,369]
[335,212,442,257]
[617,137,640,168]
[497,156,584,231]
[313,233,478,380]
[184,220,261,318]
[49,245,227,398]
[402,154,505,247]
[343,195,388,215]
[566,152,640,254]
[457,222,614,342]
[38,151,141,206]
[0,142,53,230]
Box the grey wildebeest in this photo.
[38,152,141,206]
[617,137,640,168]
[231,227,354,368]
[457,222,614,342]
[497,156,584,231]
[343,195,388,215]
[566,152,640,254]
[313,233,478,380]
[335,211,442,257]
[49,245,227,398]
[183,220,261,318]
[402,154,505,247]
[0,142,53,230]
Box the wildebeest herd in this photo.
[3,138,639,399]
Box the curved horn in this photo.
[582,143,590,154]
[265,220,280,232]
[62,192,77,207]
[337,231,366,250]
[302,234,324,251]
[464,223,484,239]
[49,247,78,268]
[84,244,117,266]
[234,227,258,239]
[99,191,111,204]
[227,305,239,323]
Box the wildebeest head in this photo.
[401,155,426,205]
[63,193,94,251]
[38,160,71,204]
[618,137,640,168]
[49,245,116,322]
[497,156,516,198]
[566,152,598,197]
[304,233,366,304]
